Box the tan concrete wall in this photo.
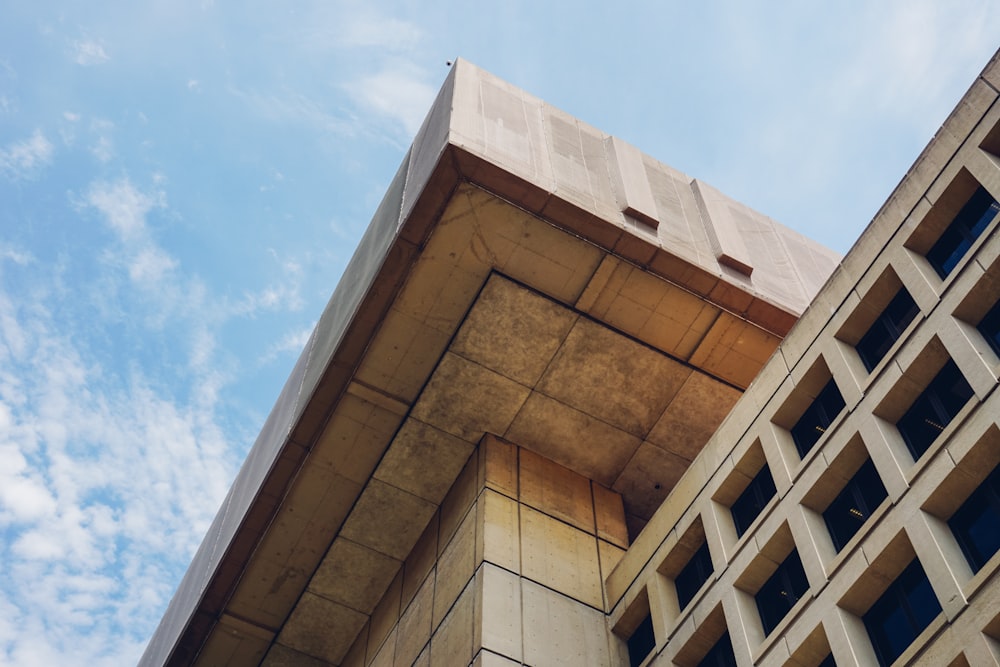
[340,435,630,667]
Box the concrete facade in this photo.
[143,51,1000,667]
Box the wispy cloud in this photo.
[346,61,436,138]
[71,39,110,66]
[0,131,54,180]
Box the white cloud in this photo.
[347,62,436,137]
[90,135,113,163]
[72,39,110,66]
[340,14,422,50]
[0,130,54,180]
[84,178,161,240]
[262,323,314,363]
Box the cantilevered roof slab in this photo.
[141,60,839,666]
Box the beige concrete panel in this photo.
[472,649,522,667]
[504,392,641,488]
[411,353,531,443]
[311,394,405,487]
[340,626,367,667]
[599,539,626,595]
[521,579,612,666]
[537,317,692,436]
[481,435,517,498]
[277,592,367,665]
[593,482,629,548]
[374,419,474,505]
[431,579,476,667]
[544,107,620,223]
[433,505,477,629]
[440,450,480,553]
[402,514,438,611]
[309,537,401,614]
[369,571,402,664]
[519,448,594,532]
[353,308,453,404]
[613,443,691,521]
[395,574,434,667]
[647,371,742,460]
[341,479,437,561]
[476,489,520,572]
[195,624,270,667]
[689,313,781,389]
[478,563,523,662]
[370,628,396,667]
[451,275,578,386]
[261,643,331,667]
[520,505,603,608]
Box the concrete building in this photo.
[141,51,1000,667]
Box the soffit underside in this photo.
[191,186,773,665]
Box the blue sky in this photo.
[0,2,997,664]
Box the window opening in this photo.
[896,359,973,460]
[948,464,1000,573]
[977,298,1000,358]
[697,631,736,667]
[731,466,777,538]
[926,185,999,278]
[823,459,888,552]
[676,541,713,611]
[856,288,919,372]
[791,379,846,458]
[755,549,809,635]
[627,613,655,667]
[863,558,941,667]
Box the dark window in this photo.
[977,298,1000,358]
[755,549,809,635]
[627,613,655,667]
[863,559,941,667]
[823,459,888,552]
[896,359,973,460]
[817,654,837,667]
[948,464,1000,573]
[731,466,777,537]
[856,289,920,371]
[790,379,846,458]
[927,185,999,278]
[697,631,736,667]
[676,541,713,610]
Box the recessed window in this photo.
[856,288,919,372]
[977,298,1000,358]
[676,541,713,611]
[626,613,655,667]
[817,654,836,667]
[823,458,888,552]
[755,549,809,635]
[896,359,973,460]
[697,631,736,667]
[790,379,846,458]
[926,185,999,278]
[948,464,1000,573]
[731,465,777,537]
[863,558,941,667]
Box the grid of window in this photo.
[755,549,809,635]
[823,459,888,552]
[977,298,1000,358]
[896,359,973,460]
[856,289,920,372]
[676,541,713,611]
[626,613,655,667]
[926,185,999,278]
[948,464,1000,573]
[697,632,736,667]
[863,558,941,667]
[790,379,846,458]
[731,466,777,538]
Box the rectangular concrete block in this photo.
[522,579,612,666]
[520,505,603,608]
[478,563,523,662]
[477,489,520,572]
[519,447,595,533]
